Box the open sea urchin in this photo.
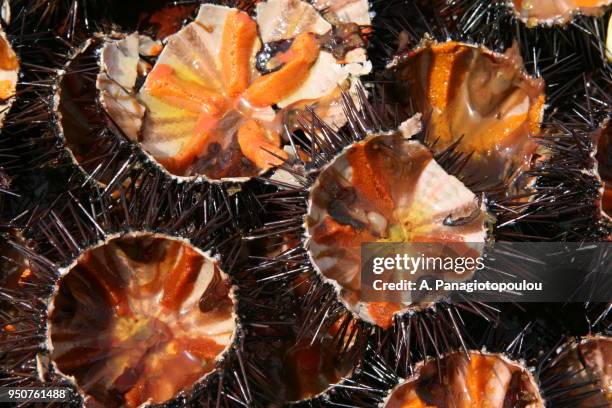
[306,130,487,328]
[47,232,236,407]
[57,0,373,183]
[388,40,545,190]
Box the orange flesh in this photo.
[346,144,395,217]
[308,136,486,328]
[465,354,494,405]
[366,302,402,329]
[237,119,288,168]
[145,64,226,115]
[0,80,14,100]
[179,337,227,360]
[427,42,466,111]
[511,0,611,24]
[160,245,204,310]
[144,65,225,173]
[0,37,18,71]
[139,10,310,178]
[18,268,32,285]
[49,235,235,408]
[158,112,220,176]
[220,10,258,97]
[425,42,542,152]
[244,33,320,107]
[395,41,545,188]
[513,0,607,9]
[573,0,606,4]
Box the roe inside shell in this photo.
[390,41,545,190]
[306,133,486,329]
[47,234,235,408]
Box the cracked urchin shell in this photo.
[93,0,372,183]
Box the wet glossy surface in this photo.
[306,134,486,328]
[392,41,545,190]
[384,352,543,408]
[48,234,234,407]
[98,0,370,181]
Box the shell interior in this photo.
[97,0,372,182]
[47,233,236,408]
[390,40,545,190]
[306,132,486,329]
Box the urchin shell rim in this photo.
[42,229,241,408]
[301,127,492,329]
[557,333,612,356]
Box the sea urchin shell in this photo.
[306,130,487,329]
[101,0,371,182]
[47,232,236,408]
[389,40,545,190]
